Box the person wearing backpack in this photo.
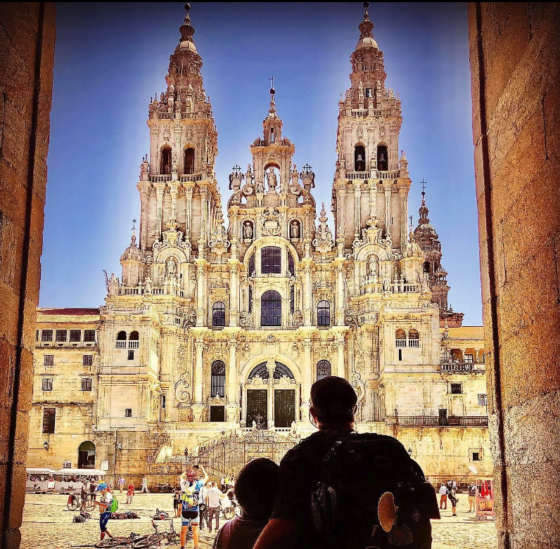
[254,376,440,549]
[180,464,208,549]
[94,483,114,541]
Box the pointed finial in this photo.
[184,2,191,23]
[132,219,137,231]
[363,2,370,19]
[269,75,276,104]
[420,178,427,201]
[131,219,137,244]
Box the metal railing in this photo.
[389,415,488,427]
[439,361,485,373]
[180,173,204,182]
[115,341,127,349]
[128,341,139,349]
[149,174,172,183]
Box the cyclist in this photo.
[94,482,114,542]
[180,465,208,549]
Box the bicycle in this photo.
[67,494,80,511]
[151,519,179,545]
[221,499,241,521]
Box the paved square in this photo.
[21,492,497,549]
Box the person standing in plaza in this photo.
[439,483,448,509]
[126,481,135,504]
[118,476,125,493]
[449,488,458,517]
[468,482,477,512]
[94,483,114,542]
[207,481,225,534]
[174,487,183,518]
[198,481,210,532]
[180,464,208,549]
[141,476,149,494]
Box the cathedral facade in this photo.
[28,4,491,483]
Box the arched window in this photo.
[261,290,282,326]
[78,441,96,469]
[317,301,331,327]
[317,360,331,381]
[248,252,255,276]
[261,246,281,274]
[184,147,195,174]
[129,331,139,341]
[249,362,270,380]
[160,146,172,174]
[377,145,388,171]
[395,329,406,347]
[354,145,366,171]
[116,331,127,340]
[273,363,294,379]
[288,253,295,276]
[408,329,420,347]
[424,261,431,273]
[270,127,275,143]
[210,360,226,398]
[212,302,226,327]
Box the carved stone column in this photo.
[369,179,377,220]
[337,185,346,241]
[303,262,312,326]
[185,184,194,240]
[383,182,392,237]
[155,183,166,240]
[353,181,362,231]
[196,263,205,327]
[192,339,205,422]
[302,339,312,409]
[228,262,239,327]
[226,338,239,422]
[335,263,345,326]
[169,181,179,221]
[138,182,150,251]
[337,336,345,378]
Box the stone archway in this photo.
[77,441,96,469]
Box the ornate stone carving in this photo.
[313,203,334,253]
[260,208,284,237]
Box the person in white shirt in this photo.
[439,483,448,509]
[207,482,226,533]
[141,476,149,493]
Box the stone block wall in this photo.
[468,2,560,547]
[0,3,55,548]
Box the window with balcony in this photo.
[70,330,81,342]
[212,302,226,327]
[55,330,67,343]
[395,329,406,347]
[408,329,420,347]
[184,147,195,175]
[84,330,96,343]
[42,378,53,391]
[41,330,53,342]
[317,301,331,327]
[44,355,54,367]
[377,144,388,171]
[210,360,226,398]
[83,355,93,367]
[261,290,282,327]
[160,145,172,174]
[116,331,127,349]
[261,247,281,274]
[81,378,92,391]
[129,331,139,348]
[42,408,56,434]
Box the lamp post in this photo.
[43,441,49,451]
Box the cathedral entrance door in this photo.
[246,389,267,428]
[274,389,295,428]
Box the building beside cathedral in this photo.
[28,4,491,484]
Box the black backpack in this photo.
[311,432,440,549]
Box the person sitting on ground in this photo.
[253,376,439,549]
[94,483,114,541]
[212,458,281,549]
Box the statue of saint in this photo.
[266,168,278,191]
[144,275,153,294]
[244,223,253,240]
[166,259,176,278]
[290,221,300,239]
[369,255,378,275]
[256,180,264,194]
[108,273,118,296]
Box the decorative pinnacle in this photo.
[363,2,370,20]
[420,178,427,202]
[184,2,191,23]
[179,2,195,42]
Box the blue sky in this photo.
[41,2,482,325]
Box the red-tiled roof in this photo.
[38,308,100,316]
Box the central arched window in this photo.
[354,145,366,171]
[261,290,282,326]
[317,301,331,327]
[261,246,281,274]
[116,331,127,340]
[408,329,420,347]
[160,145,172,174]
[212,302,226,327]
[184,147,195,174]
[317,360,331,381]
[210,360,226,398]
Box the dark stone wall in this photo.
[0,3,55,548]
[469,3,560,547]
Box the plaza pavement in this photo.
[21,492,497,549]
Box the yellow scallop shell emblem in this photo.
[378,491,398,533]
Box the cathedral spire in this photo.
[418,178,430,224]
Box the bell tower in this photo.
[138,2,220,252]
[332,2,411,251]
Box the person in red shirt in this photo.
[126,482,134,504]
